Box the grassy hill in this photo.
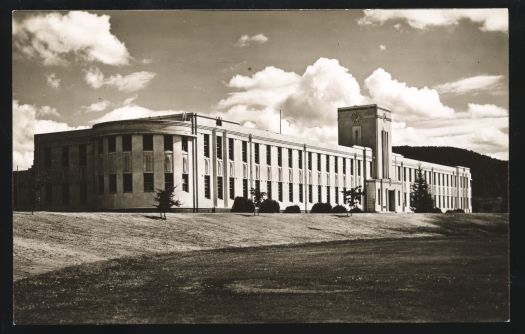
[393,146,508,212]
[14,211,508,281]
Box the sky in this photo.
[12,9,509,169]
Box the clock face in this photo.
[351,111,362,124]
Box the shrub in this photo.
[231,197,255,213]
[284,205,301,213]
[349,207,363,213]
[310,202,332,213]
[431,207,443,213]
[331,205,347,213]
[259,199,280,213]
[446,208,465,213]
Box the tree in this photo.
[342,186,364,216]
[153,185,181,219]
[250,187,266,216]
[410,165,435,213]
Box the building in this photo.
[30,104,472,212]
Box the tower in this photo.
[337,104,393,180]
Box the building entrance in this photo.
[388,190,396,212]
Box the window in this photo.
[335,157,338,174]
[308,152,312,170]
[298,151,303,169]
[182,174,189,192]
[358,160,361,176]
[326,155,330,172]
[62,146,69,168]
[44,147,52,169]
[343,159,346,175]
[62,183,69,205]
[164,135,173,151]
[229,177,235,199]
[266,145,271,165]
[165,173,174,190]
[124,174,133,193]
[289,183,293,202]
[335,186,339,204]
[368,162,372,178]
[267,181,272,199]
[317,153,321,171]
[123,152,132,173]
[242,141,248,163]
[97,139,103,154]
[45,184,52,204]
[204,175,211,199]
[308,185,313,203]
[164,153,173,172]
[318,185,322,203]
[404,193,407,206]
[243,179,248,198]
[204,134,210,158]
[79,144,87,166]
[123,135,132,152]
[144,173,154,192]
[228,138,234,160]
[378,189,381,205]
[278,182,283,202]
[404,168,407,181]
[108,136,116,153]
[398,166,401,181]
[327,186,331,204]
[182,136,188,152]
[398,191,400,205]
[217,176,223,200]
[254,143,260,164]
[350,159,354,175]
[143,135,153,151]
[109,174,117,193]
[299,184,303,203]
[144,152,154,172]
[277,147,282,167]
[288,149,293,168]
[216,135,223,159]
[98,175,104,194]
[255,179,260,193]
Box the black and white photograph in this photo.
[10,8,510,324]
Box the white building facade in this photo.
[33,104,472,212]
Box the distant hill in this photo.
[392,146,508,213]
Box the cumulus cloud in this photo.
[37,106,60,117]
[13,100,87,169]
[45,73,61,88]
[219,57,367,132]
[123,94,138,106]
[89,104,182,124]
[358,9,508,32]
[84,67,156,92]
[364,68,455,119]
[433,74,504,95]
[235,34,269,47]
[467,103,508,118]
[81,100,112,113]
[13,11,131,66]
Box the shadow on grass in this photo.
[143,215,164,220]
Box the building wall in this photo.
[32,109,472,212]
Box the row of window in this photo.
[203,134,365,176]
[397,166,469,188]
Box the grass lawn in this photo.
[13,212,508,323]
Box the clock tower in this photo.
[337,104,393,180]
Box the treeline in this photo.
[392,146,508,212]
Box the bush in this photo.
[446,208,465,213]
[431,207,443,213]
[331,205,347,213]
[231,197,255,213]
[349,207,363,213]
[259,199,280,213]
[310,202,332,213]
[284,205,301,213]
